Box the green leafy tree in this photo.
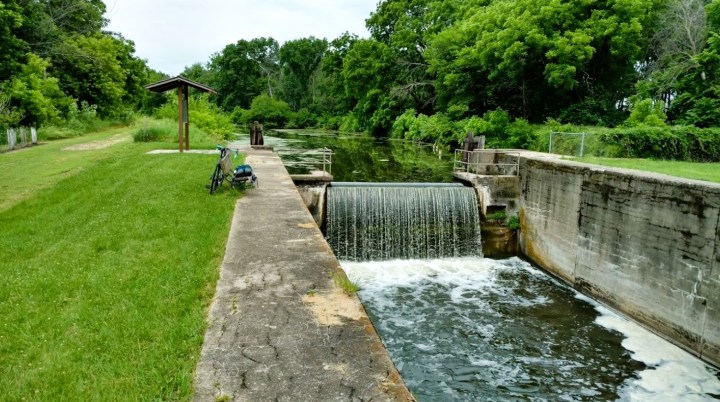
[210,37,279,110]
[366,0,465,114]
[140,69,169,114]
[0,2,26,81]
[317,32,358,115]
[181,63,215,85]
[669,34,720,126]
[343,39,400,134]
[51,34,128,116]
[7,53,73,126]
[626,97,668,127]
[427,0,664,122]
[279,37,328,111]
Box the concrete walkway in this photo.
[193,147,413,402]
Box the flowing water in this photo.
[342,257,720,401]
[326,184,481,261]
[269,130,720,401]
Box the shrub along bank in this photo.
[531,124,720,162]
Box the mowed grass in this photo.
[0,126,135,212]
[575,157,720,184]
[0,137,241,400]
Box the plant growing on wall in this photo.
[508,214,521,231]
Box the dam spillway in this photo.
[326,183,482,261]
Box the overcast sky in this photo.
[104,0,378,76]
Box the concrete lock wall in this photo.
[519,156,720,366]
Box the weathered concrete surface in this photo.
[294,182,329,228]
[193,149,413,401]
[480,225,519,258]
[518,160,584,283]
[519,155,720,366]
[453,173,520,216]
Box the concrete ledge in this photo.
[291,174,333,183]
[193,148,413,401]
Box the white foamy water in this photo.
[574,294,720,401]
[342,257,720,401]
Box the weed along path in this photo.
[193,147,413,401]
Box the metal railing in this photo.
[278,147,333,177]
[453,149,520,176]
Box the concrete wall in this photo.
[295,183,327,227]
[519,156,720,366]
[454,173,521,216]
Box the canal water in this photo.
[236,130,453,182]
[342,257,720,401]
[246,130,720,400]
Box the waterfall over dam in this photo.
[326,183,482,261]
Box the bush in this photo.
[233,94,292,129]
[317,114,343,131]
[625,98,667,127]
[133,124,174,142]
[390,108,534,147]
[600,125,720,161]
[37,101,111,141]
[458,109,532,148]
[338,113,360,133]
[132,118,223,146]
[557,97,627,127]
[155,94,235,137]
[390,109,417,139]
[288,108,318,129]
[506,119,534,149]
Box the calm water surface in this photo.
[236,129,453,182]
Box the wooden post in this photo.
[177,86,184,153]
[184,85,190,150]
[184,123,189,151]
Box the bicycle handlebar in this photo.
[216,144,239,157]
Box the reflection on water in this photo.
[342,257,720,401]
[234,130,453,182]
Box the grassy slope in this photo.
[575,157,720,183]
[0,126,134,212]
[0,128,240,400]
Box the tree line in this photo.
[0,0,163,132]
[178,0,720,145]
[2,0,720,149]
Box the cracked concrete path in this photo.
[193,148,414,402]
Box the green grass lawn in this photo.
[0,126,134,212]
[573,157,720,183]
[0,127,242,400]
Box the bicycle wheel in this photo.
[209,165,222,194]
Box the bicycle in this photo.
[209,145,257,194]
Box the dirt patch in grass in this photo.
[62,134,131,151]
[302,288,364,325]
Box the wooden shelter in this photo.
[145,76,216,152]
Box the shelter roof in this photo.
[145,76,216,94]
